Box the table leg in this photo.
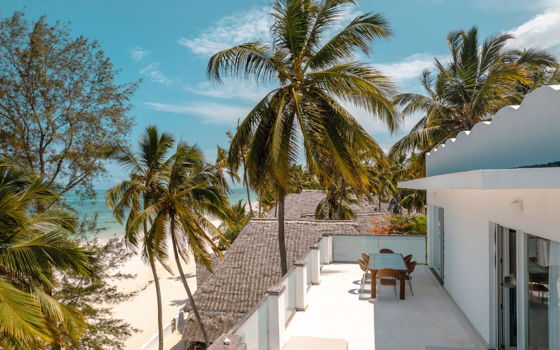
[370,269,377,298]
[399,271,405,300]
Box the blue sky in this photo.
[3,0,560,188]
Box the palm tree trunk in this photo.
[149,255,164,350]
[258,197,262,217]
[170,216,210,346]
[378,194,382,212]
[277,194,288,276]
[243,166,253,216]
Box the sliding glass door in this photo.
[526,234,560,350]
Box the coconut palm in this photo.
[105,126,174,350]
[0,162,95,349]
[210,0,398,275]
[215,145,240,193]
[390,27,558,156]
[226,129,254,216]
[143,142,230,346]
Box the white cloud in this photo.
[140,63,175,85]
[130,47,150,62]
[185,80,276,103]
[145,102,250,124]
[506,9,560,52]
[178,8,272,56]
[375,53,436,87]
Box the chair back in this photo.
[361,253,370,262]
[376,269,400,279]
[404,254,413,264]
[407,261,417,274]
[379,248,394,254]
[358,259,368,272]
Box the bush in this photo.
[366,214,426,235]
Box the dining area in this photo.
[358,249,417,300]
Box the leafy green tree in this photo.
[106,126,174,350]
[0,12,137,198]
[221,200,251,247]
[0,162,96,349]
[390,27,558,156]
[142,142,230,346]
[210,0,398,275]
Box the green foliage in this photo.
[220,200,251,249]
[368,214,427,236]
[390,26,558,157]
[0,162,97,349]
[0,12,137,198]
[387,214,426,235]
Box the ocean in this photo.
[64,187,256,237]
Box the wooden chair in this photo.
[376,269,400,297]
[379,248,394,254]
[404,254,413,264]
[361,253,369,262]
[358,259,372,294]
[405,261,417,295]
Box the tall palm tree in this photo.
[106,126,174,350]
[144,142,230,346]
[390,27,558,156]
[210,0,398,275]
[215,145,240,193]
[0,162,95,349]
[226,130,254,216]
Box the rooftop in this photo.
[284,264,487,350]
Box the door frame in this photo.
[489,223,528,350]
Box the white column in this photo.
[294,259,308,311]
[267,284,286,350]
[320,237,329,265]
[326,235,333,263]
[310,245,320,285]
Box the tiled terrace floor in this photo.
[284,264,487,350]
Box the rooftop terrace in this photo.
[284,263,487,350]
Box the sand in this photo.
[107,240,197,350]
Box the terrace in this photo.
[207,234,488,350]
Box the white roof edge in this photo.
[398,168,560,190]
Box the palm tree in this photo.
[0,162,95,349]
[209,0,398,275]
[390,27,558,156]
[106,126,174,350]
[215,145,240,193]
[143,142,230,346]
[226,129,254,216]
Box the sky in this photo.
[3,0,560,188]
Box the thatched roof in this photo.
[182,219,360,343]
[264,190,387,220]
[183,190,386,344]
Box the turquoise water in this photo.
[65,187,255,237]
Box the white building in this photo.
[400,85,560,350]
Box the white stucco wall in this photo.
[427,188,560,343]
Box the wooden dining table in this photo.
[368,253,408,300]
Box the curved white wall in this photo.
[427,85,560,176]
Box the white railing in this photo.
[139,311,184,350]
[209,233,427,350]
[223,237,324,350]
[333,234,427,264]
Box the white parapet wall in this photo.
[332,235,427,264]
[426,85,560,176]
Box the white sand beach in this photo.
[106,238,197,350]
